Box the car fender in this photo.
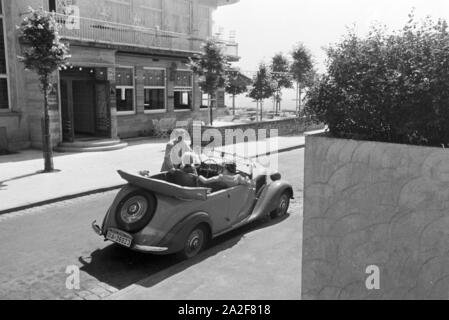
[251,180,294,219]
[158,212,213,254]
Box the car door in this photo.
[227,185,256,225]
[205,189,232,233]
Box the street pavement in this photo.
[0,149,304,300]
[0,134,313,214]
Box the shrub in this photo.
[305,15,449,147]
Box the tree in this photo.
[291,43,315,116]
[248,64,275,122]
[225,71,250,115]
[305,14,449,147]
[189,40,229,126]
[270,53,293,114]
[18,8,70,172]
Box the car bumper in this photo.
[132,244,169,253]
[92,221,103,236]
[91,221,169,254]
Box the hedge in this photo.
[305,15,449,147]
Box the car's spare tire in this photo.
[115,190,157,233]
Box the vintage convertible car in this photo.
[92,153,294,259]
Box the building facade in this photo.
[0,0,239,151]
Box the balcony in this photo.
[222,42,239,61]
[54,13,239,60]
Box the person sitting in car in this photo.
[198,162,251,189]
[161,131,192,172]
[180,152,200,176]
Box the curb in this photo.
[0,185,125,216]
[0,143,305,216]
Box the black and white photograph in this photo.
[0,0,449,305]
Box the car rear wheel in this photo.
[115,190,157,233]
[271,191,290,219]
[177,225,209,260]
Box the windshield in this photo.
[199,150,261,176]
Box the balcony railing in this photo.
[54,12,239,59]
[223,42,239,59]
[55,13,201,53]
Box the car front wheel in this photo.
[177,225,209,260]
[271,191,290,219]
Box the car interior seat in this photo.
[166,170,199,188]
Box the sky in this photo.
[213,0,449,110]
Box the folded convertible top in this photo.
[118,170,209,201]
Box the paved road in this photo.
[0,149,304,300]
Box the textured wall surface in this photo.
[303,134,449,300]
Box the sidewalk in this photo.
[0,132,318,214]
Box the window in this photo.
[0,1,9,111]
[201,92,210,109]
[198,5,211,38]
[136,0,162,28]
[116,67,135,114]
[105,0,132,24]
[166,0,191,33]
[49,0,56,12]
[174,71,193,111]
[144,68,166,112]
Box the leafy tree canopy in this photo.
[248,63,276,101]
[189,40,229,96]
[270,53,293,90]
[18,7,71,85]
[226,71,250,96]
[305,13,449,147]
[291,43,314,87]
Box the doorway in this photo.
[60,67,111,142]
[73,80,95,135]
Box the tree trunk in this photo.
[275,92,280,115]
[274,96,277,115]
[209,92,215,126]
[256,100,259,122]
[298,85,302,116]
[42,82,54,172]
[260,101,263,122]
[296,82,300,116]
[278,90,282,113]
[232,94,236,116]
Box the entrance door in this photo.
[61,79,74,142]
[72,80,96,135]
[94,81,112,138]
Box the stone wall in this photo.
[0,114,29,151]
[201,117,323,146]
[117,110,210,139]
[303,134,449,300]
[1,1,61,151]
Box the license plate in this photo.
[106,229,133,248]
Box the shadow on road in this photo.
[0,172,44,185]
[0,150,70,164]
[78,214,289,291]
